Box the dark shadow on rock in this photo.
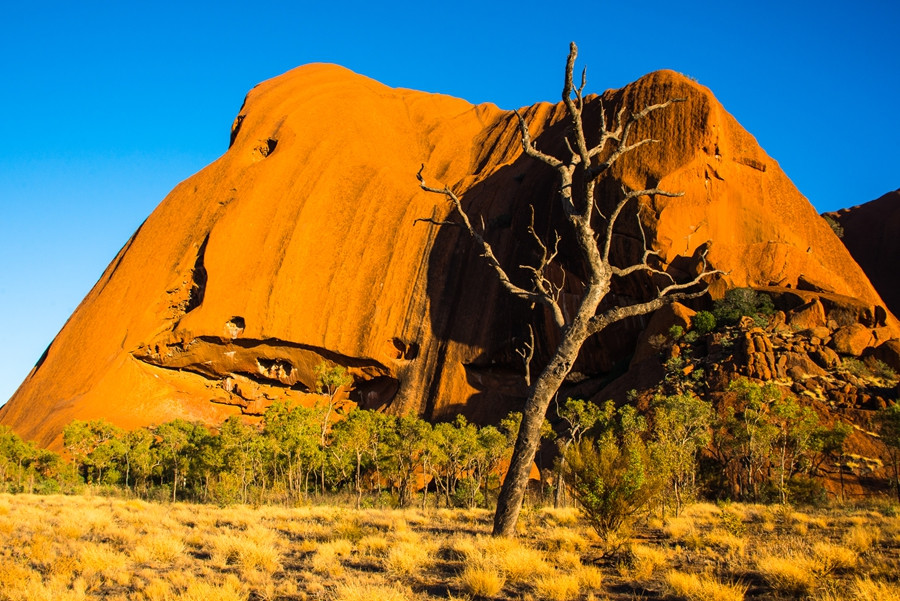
[422,95,703,422]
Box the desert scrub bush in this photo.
[665,570,747,601]
[841,357,872,379]
[713,287,774,325]
[865,357,898,381]
[563,406,658,544]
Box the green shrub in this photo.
[564,406,659,540]
[864,357,898,381]
[841,357,871,378]
[712,288,774,325]
[691,311,716,335]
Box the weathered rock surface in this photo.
[826,190,900,317]
[1,65,895,449]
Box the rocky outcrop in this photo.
[826,190,900,318]
[1,64,895,449]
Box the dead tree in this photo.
[418,42,722,537]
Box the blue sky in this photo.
[1,0,898,405]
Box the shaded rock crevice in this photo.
[132,335,400,414]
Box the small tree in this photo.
[650,392,713,515]
[564,404,659,545]
[314,361,352,495]
[418,42,720,536]
[554,397,604,507]
[263,401,322,499]
[330,408,380,508]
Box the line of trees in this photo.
[1,377,898,524]
[56,403,524,509]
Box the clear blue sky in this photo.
[1,0,898,406]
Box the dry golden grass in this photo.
[665,569,747,601]
[619,543,669,581]
[851,577,900,601]
[533,572,581,601]
[1,494,899,601]
[383,540,433,576]
[459,564,506,597]
[332,580,418,601]
[844,523,880,553]
[756,550,818,595]
[812,541,858,574]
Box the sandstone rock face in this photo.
[826,190,900,317]
[1,65,895,448]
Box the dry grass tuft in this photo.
[384,540,432,576]
[533,572,581,601]
[495,542,550,584]
[665,569,747,601]
[132,533,185,564]
[663,516,696,541]
[812,541,858,574]
[620,544,669,580]
[844,524,880,553]
[332,581,417,601]
[459,564,505,598]
[852,577,900,601]
[756,551,817,595]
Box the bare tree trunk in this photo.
[494,306,598,536]
[418,42,719,538]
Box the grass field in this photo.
[1,493,899,600]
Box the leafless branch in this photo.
[601,186,684,263]
[417,165,565,327]
[515,324,535,386]
[586,289,708,336]
[513,109,565,169]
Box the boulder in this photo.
[831,324,877,357]
[864,339,900,373]
[788,299,827,331]
[810,346,842,370]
